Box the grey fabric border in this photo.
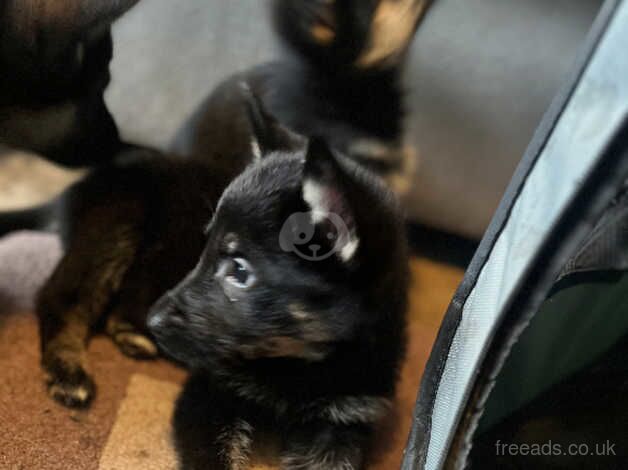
[446,117,628,468]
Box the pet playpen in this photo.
[402,0,628,467]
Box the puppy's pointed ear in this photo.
[302,138,360,263]
[240,82,305,158]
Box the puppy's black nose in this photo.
[147,294,183,333]
[147,309,165,332]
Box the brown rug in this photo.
[0,246,462,469]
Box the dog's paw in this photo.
[44,362,95,408]
[114,332,159,359]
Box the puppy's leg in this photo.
[280,422,372,470]
[106,311,158,359]
[174,374,254,470]
[105,263,172,359]
[38,220,139,408]
[37,301,95,408]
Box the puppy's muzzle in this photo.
[147,293,185,334]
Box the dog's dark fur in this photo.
[0,0,428,467]
[31,85,307,408]
[175,0,429,196]
[156,2,429,467]
[0,0,138,165]
[149,136,409,469]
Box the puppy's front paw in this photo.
[113,332,159,359]
[44,360,95,408]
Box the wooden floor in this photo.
[367,257,464,469]
[0,248,463,470]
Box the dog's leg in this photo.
[280,422,373,470]
[174,373,255,470]
[106,306,158,359]
[37,301,95,408]
[37,215,140,408]
[105,259,179,360]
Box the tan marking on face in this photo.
[241,335,329,361]
[223,233,239,254]
[289,303,310,321]
[248,336,307,358]
[259,336,308,357]
[289,304,334,343]
[356,0,429,68]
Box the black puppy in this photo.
[0,0,138,165]
[148,136,409,469]
[175,0,430,197]
[149,1,430,467]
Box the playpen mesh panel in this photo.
[425,3,628,467]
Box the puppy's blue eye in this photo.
[232,259,250,285]
[217,257,256,289]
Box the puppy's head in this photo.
[0,0,139,165]
[148,106,408,369]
